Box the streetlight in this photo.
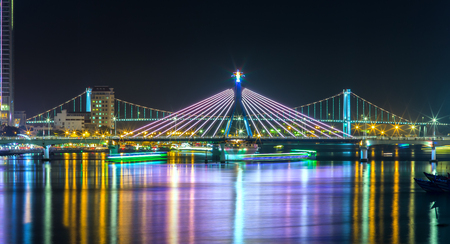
[432,118,437,137]
[46,118,50,138]
[113,116,117,136]
[364,117,367,138]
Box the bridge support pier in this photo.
[360,146,368,162]
[43,145,51,161]
[430,145,438,164]
[109,145,119,154]
[219,143,226,163]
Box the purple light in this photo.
[154,90,233,137]
[189,94,234,137]
[242,94,284,137]
[244,89,348,138]
[202,99,235,137]
[133,89,232,137]
[241,97,272,137]
[212,101,235,137]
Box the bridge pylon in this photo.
[225,70,253,137]
[343,89,351,137]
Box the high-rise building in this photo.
[1,1,13,125]
[90,86,115,129]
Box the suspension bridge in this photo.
[26,70,447,138]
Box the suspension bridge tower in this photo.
[343,89,351,137]
[224,70,253,137]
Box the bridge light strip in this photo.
[245,89,348,138]
[154,90,233,138]
[245,89,341,138]
[133,89,231,136]
[202,99,235,137]
[244,90,316,138]
[240,98,261,137]
[170,91,233,137]
[243,93,295,137]
[170,90,234,138]
[243,90,308,137]
[242,94,285,137]
[241,97,273,138]
[132,89,232,137]
[212,101,235,137]
[188,95,234,138]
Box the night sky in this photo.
[14,1,450,122]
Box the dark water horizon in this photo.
[1,151,450,243]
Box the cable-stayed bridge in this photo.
[26,72,447,138]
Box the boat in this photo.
[107,152,167,163]
[176,143,212,151]
[423,172,449,181]
[433,178,450,192]
[224,141,259,155]
[414,178,444,193]
[239,151,316,162]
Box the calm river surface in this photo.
[0,152,450,243]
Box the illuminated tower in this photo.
[1,0,13,125]
[224,70,253,137]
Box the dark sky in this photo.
[14,1,450,122]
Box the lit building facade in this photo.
[1,0,13,125]
[54,110,85,130]
[90,86,115,129]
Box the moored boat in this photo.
[107,152,167,163]
[414,178,443,193]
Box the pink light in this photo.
[243,91,305,137]
[243,94,284,137]
[240,98,261,136]
[188,95,234,138]
[241,97,272,138]
[245,89,333,138]
[153,90,233,137]
[203,100,234,137]
[132,89,232,136]
[245,89,347,138]
[212,101,235,137]
[133,89,232,137]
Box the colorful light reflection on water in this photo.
[0,153,449,243]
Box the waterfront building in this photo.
[13,111,25,127]
[1,0,14,125]
[54,110,85,130]
[90,86,115,129]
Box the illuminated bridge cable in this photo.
[131,89,231,135]
[187,94,234,138]
[149,90,231,137]
[165,90,234,137]
[243,92,295,137]
[115,99,172,119]
[245,89,330,138]
[202,98,234,137]
[243,90,309,137]
[27,90,87,121]
[251,89,346,138]
[211,100,235,137]
[242,98,272,138]
[169,91,233,137]
[244,91,308,137]
[351,92,409,122]
[242,93,284,137]
[132,89,232,136]
[152,90,232,137]
[245,89,348,138]
[240,98,261,136]
[241,98,273,138]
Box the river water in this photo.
[0,152,449,243]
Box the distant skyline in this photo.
[14,1,450,123]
